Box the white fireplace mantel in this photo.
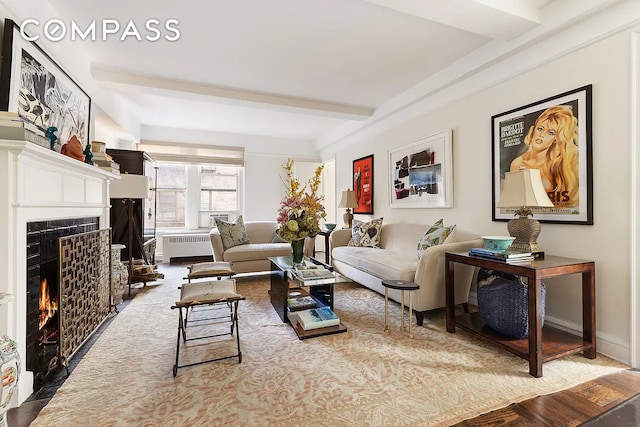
[0,140,118,404]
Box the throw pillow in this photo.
[271,232,287,243]
[347,217,384,248]
[416,218,456,258]
[215,215,251,251]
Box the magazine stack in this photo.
[468,247,535,264]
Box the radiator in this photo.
[162,234,211,262]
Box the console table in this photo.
[445,252,596,378]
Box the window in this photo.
[200,166,238,212]
[154,162,242,230]
[156,164,187,228]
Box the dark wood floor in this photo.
[8,261,640,426]
[454,369,640,426]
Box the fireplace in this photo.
[26,218,104,390]
[0,140,118,404]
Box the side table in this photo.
[313,230,332,265]
[445,252,596,377]
[382,279,420,338]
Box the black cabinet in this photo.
[107,148,157,263]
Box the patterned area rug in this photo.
[32,267,627,426]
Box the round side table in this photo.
[381,279,420,338]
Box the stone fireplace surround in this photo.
[0,140,118,404]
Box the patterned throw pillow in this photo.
[215,216,251,250]
[347,218,384,248]
[416,218,456,258]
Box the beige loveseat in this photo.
[330,223,482,325]
[210,221,314,274]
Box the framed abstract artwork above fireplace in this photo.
[0,18,91,150]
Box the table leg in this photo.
[583,266,596,358]
[324,233,330,265]
[528,275,543,378]
[384,287,389,333]
[401,290,405,331]
[445,257,455,333]
[408,291,414,339]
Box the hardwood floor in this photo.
[8,261,640,426]
[454,369,640,426]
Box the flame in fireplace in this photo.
[39,278,58,330]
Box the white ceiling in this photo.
[1,0,622,147]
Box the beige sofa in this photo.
[210,221,314,274]
[330,223,482,325]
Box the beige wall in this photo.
[327,30,634,363]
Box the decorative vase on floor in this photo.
[111,244,128,306]
[291,238,305,264]
[0,335,18,427]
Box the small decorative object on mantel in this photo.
[83,143,93,165]
[276,158,326,264]
[46,126,58,150]
[60,135,85,161]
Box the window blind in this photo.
[137,140,244,166]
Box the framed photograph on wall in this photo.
[352,154,373,214]
[0,19,91,150]
[388,130,453,208]
[491,85,593,224]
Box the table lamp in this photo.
[496,168,554,254]
[338,189,357,229]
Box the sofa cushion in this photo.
[332,246,417,281]
[216,216,251,250]
[416,218,456,259]
[348,217,383,248]
[223,243,291,262]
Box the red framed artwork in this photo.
[353,154,373,214]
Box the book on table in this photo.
[287,295,317,311]
[295,306,340,330]
[292,263,334,280]
[469,247,532,259]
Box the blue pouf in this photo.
[476,268,546,339]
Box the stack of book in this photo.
[295,306,340,330]
[90,141,120,174]
[291,262,334,282]
[469,247,535,264]
[0,112,50,149]
[287,295,317,311]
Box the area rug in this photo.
[32,267,628,427]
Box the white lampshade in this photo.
[338,189,357,208]
[110,174,152,199]
[497,169,553,209]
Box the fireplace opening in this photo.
[39,261,59,345]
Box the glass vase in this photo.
[291,238,305,264]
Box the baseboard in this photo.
[468,291,630,365]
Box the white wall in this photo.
[326,29,635,363]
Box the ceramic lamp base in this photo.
[343,209,353,229]
[507,215,542,253]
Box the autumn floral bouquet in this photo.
[277,158,326,242]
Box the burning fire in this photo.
[39,278,58,330]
